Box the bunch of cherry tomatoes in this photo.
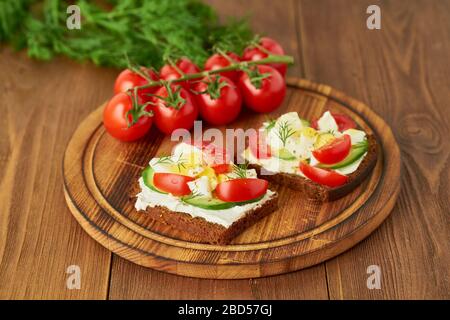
[103,37,288,142]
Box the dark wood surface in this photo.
[0,0,448,299]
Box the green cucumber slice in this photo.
[181,196,236,210]
[181,194,265,211]
[318,140,368,169]
[301,119,310,127]
[274,148,297,161]
[142,166,167,194]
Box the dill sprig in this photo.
[231,162,249,179]
[264,118,276,131]
[153,153,186,172]
[1,0,255,69]
[275,121,295,146]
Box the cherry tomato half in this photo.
[312,134,351,164]
[238,65,286,113]
[248,130,272,159]
[114,68,159,103]
[194,76,242,126]
[311,113,357,132]
[299,162,348,188]
[153,173,194,196]
[160,57,200,89]
[103,92,153,142]
[204,52,241,82]
[152,85,199,135]
[215,178,268,202]
[242,37,287,77]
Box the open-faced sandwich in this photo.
[242,111,378,201]
[134,142,278,244]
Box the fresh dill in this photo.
[231,162,249,179]
[264,118,276,131]
[0,0,254,69]
[275,121,295,146]
[153,153,186,172]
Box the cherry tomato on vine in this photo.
[242,37,287,77]
[152,85,199,135]
[103,92,152,142]
[193,76,242,126]
[238,65,286,113]
[311,113,357,132]
[204,52,241,82]
[114,68,159,103]
[160,57,200,89]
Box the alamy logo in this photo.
[66,265,81,289]
[66,5,81,30]
[366,5,381,30]
[366,265,381,289]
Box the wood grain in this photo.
[298,0,450,299]
[0,50,116,299]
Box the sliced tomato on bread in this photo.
[249,130,272,159]
[312,134,351,164]
[299,162,348,187]
[216,178,268,202]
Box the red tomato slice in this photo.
[153,173,194,196]
[211,163,231,174]
[299,162,348,188]
[249,130,272,159]
[312,134,351,164]
[311,113,357,132]
[215,178,268,202]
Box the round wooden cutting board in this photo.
[63,78,400,279]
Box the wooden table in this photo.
[0,0,448,299]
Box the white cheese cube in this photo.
[317,111,339,133]
[343,129,366,145]
[187,176,212,198]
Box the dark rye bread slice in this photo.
[131,183,279,244]
[248,134,378,202]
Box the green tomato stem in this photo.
[134,54,294,90]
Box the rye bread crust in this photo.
[248,134,378,202]
[131,187,279,244]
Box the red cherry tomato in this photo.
[248,130,272,159]
[312,134,351,164]
[114,68,159,103]
[152,85,199,135]
[311,113,357,132]
[211,163,231,174]
[238,65,286,113]
[160,57,200,89]
[204,52,241,82]
[242,37,287,77]
[103,92,152,142]
[299,162,348,187]
[153,173,194,196]
[194,76,242,126]
[215,178,268,202]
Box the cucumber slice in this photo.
[142,166,167,194]
[181,194,265,210]
[301,119,310,127]
[182,196,237,210]
[318,140,368,169]
[274,148,296,161]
